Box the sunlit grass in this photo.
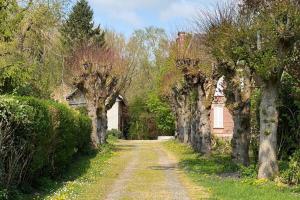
[163,140,300,200]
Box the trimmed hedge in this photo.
[0,96,91,190]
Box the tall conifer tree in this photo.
[61,0,104,48]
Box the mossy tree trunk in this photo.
[231,106,250,166]
[192,82,215,155]
[230,70,251,166]
[97,103,108,145]
[171,87,192,143]
[220,63,252,166]
[258,79,280,179]
[87,102,99,146]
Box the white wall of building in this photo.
[107,101,119,130]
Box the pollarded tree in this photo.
[161,32,219,154]
[68,33,135,146]
[199,4,252,165]
[247,0,300,179]
[208,0,300,177]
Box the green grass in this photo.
[16,136,118,200]
[163,140,300,200]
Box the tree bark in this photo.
[176,96,191,143]
[176,108,185,142]
[258,79,279,179]
[192,84,212,155]
[231,107,250,166]
[87,104,99,147]
[97,105,108,145]
[171,87,192,143]
[87,101,108,146]
[230,72,251,166]
[183,99,192,144]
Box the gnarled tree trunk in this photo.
[87,99,109,146]
[192,83,213,154]
[220,63,252,166]
[171,87,192,143]
[231,72,251,166]
[231,107,250,166]
[97,107,108,145]
[87,102,99,147]
[183,97,192,144]
[258,79,279,179]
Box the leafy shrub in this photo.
[277,73,300,159]
[211,135,231,154]
[240,164,258,178]
[0,95,91,192]
[128,93,175,140]
[281,150,300,185]
[128,96,159,140]
[0,188,8,200]
[146,92,175,135]
[76,106,88,116]
[107,129,122,139]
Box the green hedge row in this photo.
[0,96,91,190]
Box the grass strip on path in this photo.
[163,140,300,200]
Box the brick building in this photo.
[176,32,234,138]
[210,77,234,138]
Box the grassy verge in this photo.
[163,140,300,200]
[17,136,118,200]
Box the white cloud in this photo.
[160,0,198,21]
[88,0,163,27]
[86,0,226,35]
[89,0,166,11]
[88,0,180,26]
[112,10,142,27]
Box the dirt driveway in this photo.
[103,140,208,200]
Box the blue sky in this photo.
[87,0,226,38]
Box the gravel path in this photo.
[156,147,190,200]
[103,140,204,200]
[105,143,140,200]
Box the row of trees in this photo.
[159,0,299,180]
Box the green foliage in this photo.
[0,0,18,42]
[128,96,158,140]
[0,1,67,98]
[278,73,300,159]
[107,129,122,139]
[128,93,175,140]
[0,188,8,200]
[146,92,175,134]
[0,95,91,194]
[281,150,300,185]
[61,0,105,48]
[20,139,116,200]
[240,164,258,178]
[125,27,169,102]
[211,135,231,155]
